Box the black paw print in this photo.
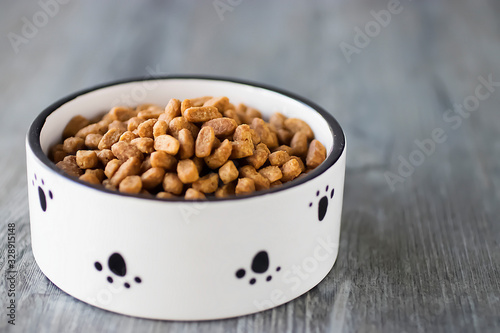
[235,251,281,285]
[309,185,335,222]
[32,174,53,212]
[94,253,142,289]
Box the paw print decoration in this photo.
[309,185,335,222]
[94,253,142,289]
[32,174,53,212]
[235,251,281,285]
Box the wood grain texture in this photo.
[1,0,500,332]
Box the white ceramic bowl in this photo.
[26,76,346,321]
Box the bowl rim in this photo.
[27,75,346,202]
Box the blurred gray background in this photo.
[1,0,500,332]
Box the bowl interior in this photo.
[39,78,336,157]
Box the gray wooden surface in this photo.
[1,0,500,332]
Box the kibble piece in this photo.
[290,156,306,172]
[119,175,142,194]
[163,98,182,122]
[277,128,293,145]
[168,117,200,138]
[153,120,168,138]
[98,128,124,150]
[108,120,127,133]
[192,156,204,173]
[141,167,166,190]
[230,141,254,159]
[239,165,270,190]
[251,118,278,149]
[270,180,283,187]
[190,96,213,107]
[215,182,236,198]
[154,135,180,155]
[177,159,199,183]
[280,158,302,182]
[111,141,144,161]
[96,149,115,166]
[306,139,327,169]
[109,106,135,121]
[127,117,145,132]
[290,131,308,157]
[195,126,215,158]
[63,137,85,154]
[79,172,101,184]
[202,118,237,137]
[259,166,283,183]
[162,173,184,195]
[104,159,122,179]
[185,188,206,200]
[178,129,194,159]
[56,156,83,177]
[203,96,229,112]
[181,99,192,114]
[246,107,262,120]
[131,137,155,154]
[274,145,293,156]
[235,177,255,195]
[140,156,152,174]
[76,150,98,169]
[205,139,232,169]
[150,151,177,170]
[138,105,164,119]
[75,123,107,138]
[50,144,66,162]
[269,112,286,129]
[246,143,269,169]
[157,192,176,199]
[110,157,141,186]
[233,124,253,142]
[63,115,90,139]
[219,161,239,184]
[85,169,105,182]
[269,150,291,166]
[284,118,314,140]
[192,173,219,193]
[183,106,222,122]
[85,133,103,149]
[119,131,138,142]
[137,118,156,138]
[223,109,241,125]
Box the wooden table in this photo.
[1,1,499,332]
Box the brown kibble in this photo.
[177,159,199,183]
[163,98,182,122]
[204,139,233,169]
[290,156,306,172]
[141,167,166,190]
[185,188,206,200]
[63,137,85,154]
[98,128,124,150]
[137,118,156,138]
[192,173,219,193]
[190,96,213,107]
[251,118,278,149]
[246,107,262,120]
[154,135,180,155]
[203,96,229,112]
[306,139,327,169]
[75,123,107,139]
[246,143,269,169]
[195,126,215,158]
[219,161,239,184]
[290,131,308,157]
[127,117,145,132]
[119,175,142,194]
[281,158,302,182]
[181,99,192,114]
[129,137,154,154]
[157,192,176,199]
[230,140,254,159]
[233,124,253,142]
[85,169,105,182]
[104,159,122,179]
[269,150,291,166]
[239,165,270,190]
[273,145,293,156]
[63,115,90,139]
[235,178,255,195]
[138,105,164,120]
[119,131,138,142]
[284,118,314,140]
[153,120,168,138]
[202,118,238,137]
[76,150,98,169]
[277,129,293,145]
[85,133,103,149]
[151,151,177,170]
[269,112,286,129]
[79,172,100,185]
[56,156,83,177]
[108,120,127,133]
[259,166,283,183]
[140,156,152,174]
[192,156,204,173]
[270,180,282,187]
[109,106,135,122]
[168,117,200,138]
[110,157,141,186]
[96,149,115,166]
[215,182,236,198]
[178,129,195,159]
[183,106,222,122]
[111,141,143,161]
[223,109,241,125]
[162,172,184,195]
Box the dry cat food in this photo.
[50,96,327,199]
